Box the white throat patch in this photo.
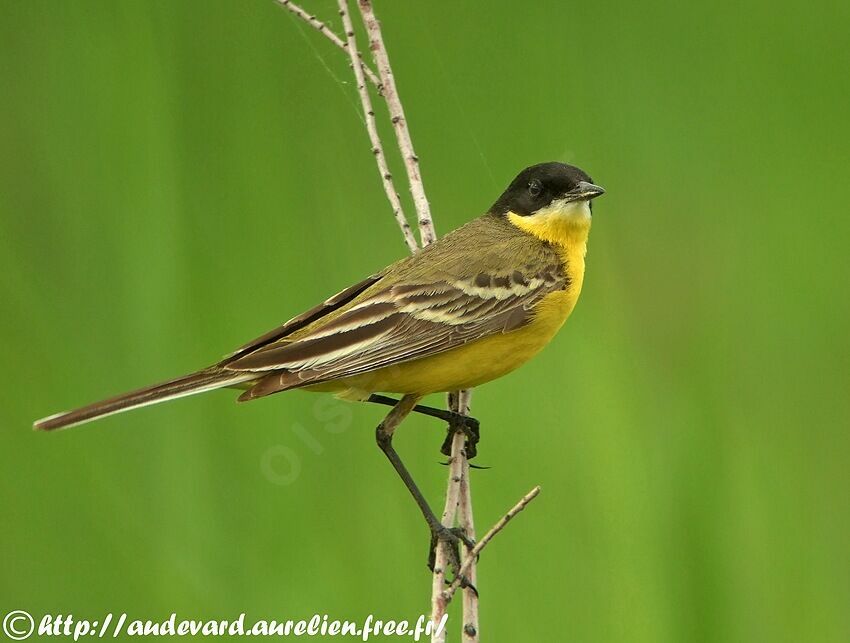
[531,198,591,223]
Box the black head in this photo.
[489,162,604,216]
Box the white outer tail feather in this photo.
[33,371,256,431]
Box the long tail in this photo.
[33,368,256,432]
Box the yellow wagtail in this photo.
[34,161,604,569]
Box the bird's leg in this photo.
[374,394,474,582]
[367,394,480,459]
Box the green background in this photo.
[2,1,849,641]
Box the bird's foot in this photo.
[428,523,477,592]
[440,413,480,460]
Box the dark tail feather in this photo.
[33,369,255,432]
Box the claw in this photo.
[458,579,479,597]
[438,460,490,469]
[427,524,475,583]
[440,414,480,459]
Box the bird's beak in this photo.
[565,181,605,202]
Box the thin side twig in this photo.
[336,0,418,253]
[443,486,542,602]
[277,0,381,88]
[356,0,437,246]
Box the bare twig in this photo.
[276,0,381,88]
[430,428,465,643]
[356,0,437,246]
[457,436,478,641]
[336,0,418,253]
[430,389,476,642]
[443,486,542,602]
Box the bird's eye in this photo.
[528,179,542,198]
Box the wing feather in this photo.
[223,273,384,361]
[226,266,566,388]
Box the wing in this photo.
[225,265,566,395]
[222,273,385,362]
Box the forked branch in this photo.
[356,0,437,246]
[276,0,381,87]
[336,0,418,253]
[444,486,541,602]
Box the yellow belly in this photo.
[307,286,581,399]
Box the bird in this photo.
[34,161,604,571]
